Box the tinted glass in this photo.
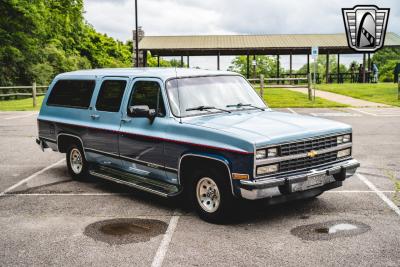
[96,80,127,112]
[47,80,95,108]
[166,75,266,117]
[129,81,165,116]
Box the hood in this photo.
[182,110,351,147]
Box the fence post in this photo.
[32,82,37,108]
[398,79,400,100]
[307,73,312,100]
[260,74,264,98]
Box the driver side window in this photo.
[129,81,166,117]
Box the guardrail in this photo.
[0,83,48,107]
[248,74,314,101]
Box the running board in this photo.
[89,167,181,198]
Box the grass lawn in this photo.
[316,83,400,107]
[0,89,347,111]
[258,88,348,108]
[0,96,44,111]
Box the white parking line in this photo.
[286,108,297,114]
[0,159,65,197]
[151,212,180,267]
[3,113,37,120]
[357,173,400,217]
[1,192,131,197]
[350,108,400,117]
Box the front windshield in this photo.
[166,75,267,117]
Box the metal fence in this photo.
[0,83,48,107]
[248,74,314,101]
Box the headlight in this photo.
[337,134,351,144]
[256,147,278,160]
[256,164,279,175]
[337,148,351,158]
[267,147,278,157]
[256,149,267,160]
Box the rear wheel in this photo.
[66,144,88,180]
[191,169,235,223]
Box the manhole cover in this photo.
[84,218,167,245]
[291,220,370,241]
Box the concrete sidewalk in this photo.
[288,87,390,107]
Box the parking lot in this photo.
[0,108,399,266]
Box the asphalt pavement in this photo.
[0,108,399,267]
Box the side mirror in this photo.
[128,105,156,122]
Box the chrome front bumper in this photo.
[239,159,360,200]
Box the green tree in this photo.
[372,47,400,82]
[228,55,281,78]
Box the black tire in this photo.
[66,143,88,180]
[190,169,235,224]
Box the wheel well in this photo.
[179,155,231,188]
[57,134,83,153]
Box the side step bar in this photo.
[89,167,181,198]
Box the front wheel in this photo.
[192,170,235,223]
[66,144,88,180]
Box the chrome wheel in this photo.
[70,148,83,174]
[196,177,220,213]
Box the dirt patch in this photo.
[84,218,167,245]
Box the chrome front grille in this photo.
[278,151,338,173]
[280,136,337,156]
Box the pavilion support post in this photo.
[157,56,160,67]
[187,56,189,68]
[276,54,280,84]
[289,53,293,84]
[253,55,256,79]
[362,53,366,83]
[180,56,184,67]
[217,52,220,70]
[307,54,310,75]
[246,53,250,79]
[143,50,147,67]
[337,54,340,83]
[368,53,371,71]
[325,53,330,84]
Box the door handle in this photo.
[121,118,131,123]
[90,114,100,119]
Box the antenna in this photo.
[174,68,182,123]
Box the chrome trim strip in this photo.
[178,154,235,196]
[256,142,352,166]
[89,170,168,197]
[85,147,178,173]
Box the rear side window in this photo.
[96,80,127,112]
[47,80,95,109]
[129,81,166,116]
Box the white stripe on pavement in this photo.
[151,212,180,267]
[3,113,37,120]
[357,173,400,217]
[0,159,65,196]
[1,192,131,197]
[286,108,297,114]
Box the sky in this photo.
[83,0,400,70]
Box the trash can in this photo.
[394,63,400,83]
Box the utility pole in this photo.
[134,0,139,67]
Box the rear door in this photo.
[85,77,129,169]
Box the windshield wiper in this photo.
[226,103,265,111]
[185,105,231,113]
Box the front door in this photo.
[85,77,128,169]
[119,78,170,182]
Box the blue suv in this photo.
[36,68,359,222]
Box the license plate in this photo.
[291,174,327,192]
